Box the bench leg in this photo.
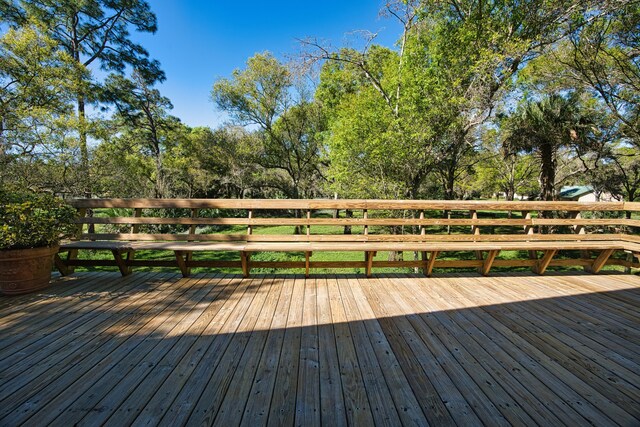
[64,249,79,274]
[591,249,614,274]
[54,253,72,276]
[175,251,190,277]
[534,249,557,275]
[481,250,500,276]
[423,251,439,277]
[241,252,250,278]
[365,251,375,278]
[305,252,312,278]
[111,250,132,276]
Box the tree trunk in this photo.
[539,142,556,201]
[343,209,352,235]
[77,96,91,197]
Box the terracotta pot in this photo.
[0,245,59,295]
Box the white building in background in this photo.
[558,186,619,202]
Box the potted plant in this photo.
[0,190,77,295]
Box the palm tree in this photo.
[503,93,595,201]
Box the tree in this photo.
[212,52,327,199]
[587,144,640,204]
[309,0,600,199]
[1,0,163,194]
[0,23,86,192]
[503,93,597,200]
[101,70,181,198]
[558,3,640,147]
[475,129,539,200]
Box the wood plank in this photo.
[241,252,250,278]
[36,276,236,427]
[395,275,568,425]
[343,277,429,425]
[213,277,285,426]
[183,276,272,426]
[314,277,348,427]
[0,273,168,365]
[357,280,462,426]
[388,277,538,426]
[1,272,639,426]
[174,251,189,277]
[240,276,296,426]
[335,276,402,424]
[425,251,439,276]
[431,275,617,426]
[459,275,638,423]
[121,276,251,426]
[72,231,630,243]
[294,277,321,427]
[0,274,205,425]
[25,278,224,425]
[68,198,633,212]
[267,275,305,426]
[476,278,640,421]
[365,251,374,278]
[503,276,640,379]
[362,276,507,426]
[325,275,375,426]
[157,277,265,426]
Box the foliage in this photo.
[1,0,639,205]
[0,23,85,181]
[503,93,599,200]
[212,52,327,198]
[0,190,77,250]
[1,0,164,194]
[100,70,184,198]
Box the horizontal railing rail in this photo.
[69,198,640,211]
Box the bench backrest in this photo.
[69,199,640,243]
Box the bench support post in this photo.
[365,251,375,278]
[481,250,500,276]
[535,249,557,275]
[54,252,72,276]
[423,251,439,277]
[111,250,132,276]
[175,251,190,277]
[305,251,312,278]
[241,251,250,278]
[591,249,614,274]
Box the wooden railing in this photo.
[57,199,640,276]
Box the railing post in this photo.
[65,207,87,274]
[470,209,484,272]
[571,210,591,272]
[183,208,199,276]
[126,208,143,266]
[522,210,538,266]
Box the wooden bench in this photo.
[55,199,640,278]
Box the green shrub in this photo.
[0,191,77,250]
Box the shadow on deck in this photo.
[0,272,639,426]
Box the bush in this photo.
[0,191,77,250]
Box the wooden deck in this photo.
[0,272,639,426]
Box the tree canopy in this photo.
[1,0,638,202]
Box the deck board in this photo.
[0,271,639,426]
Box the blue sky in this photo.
[133,1,402,128]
